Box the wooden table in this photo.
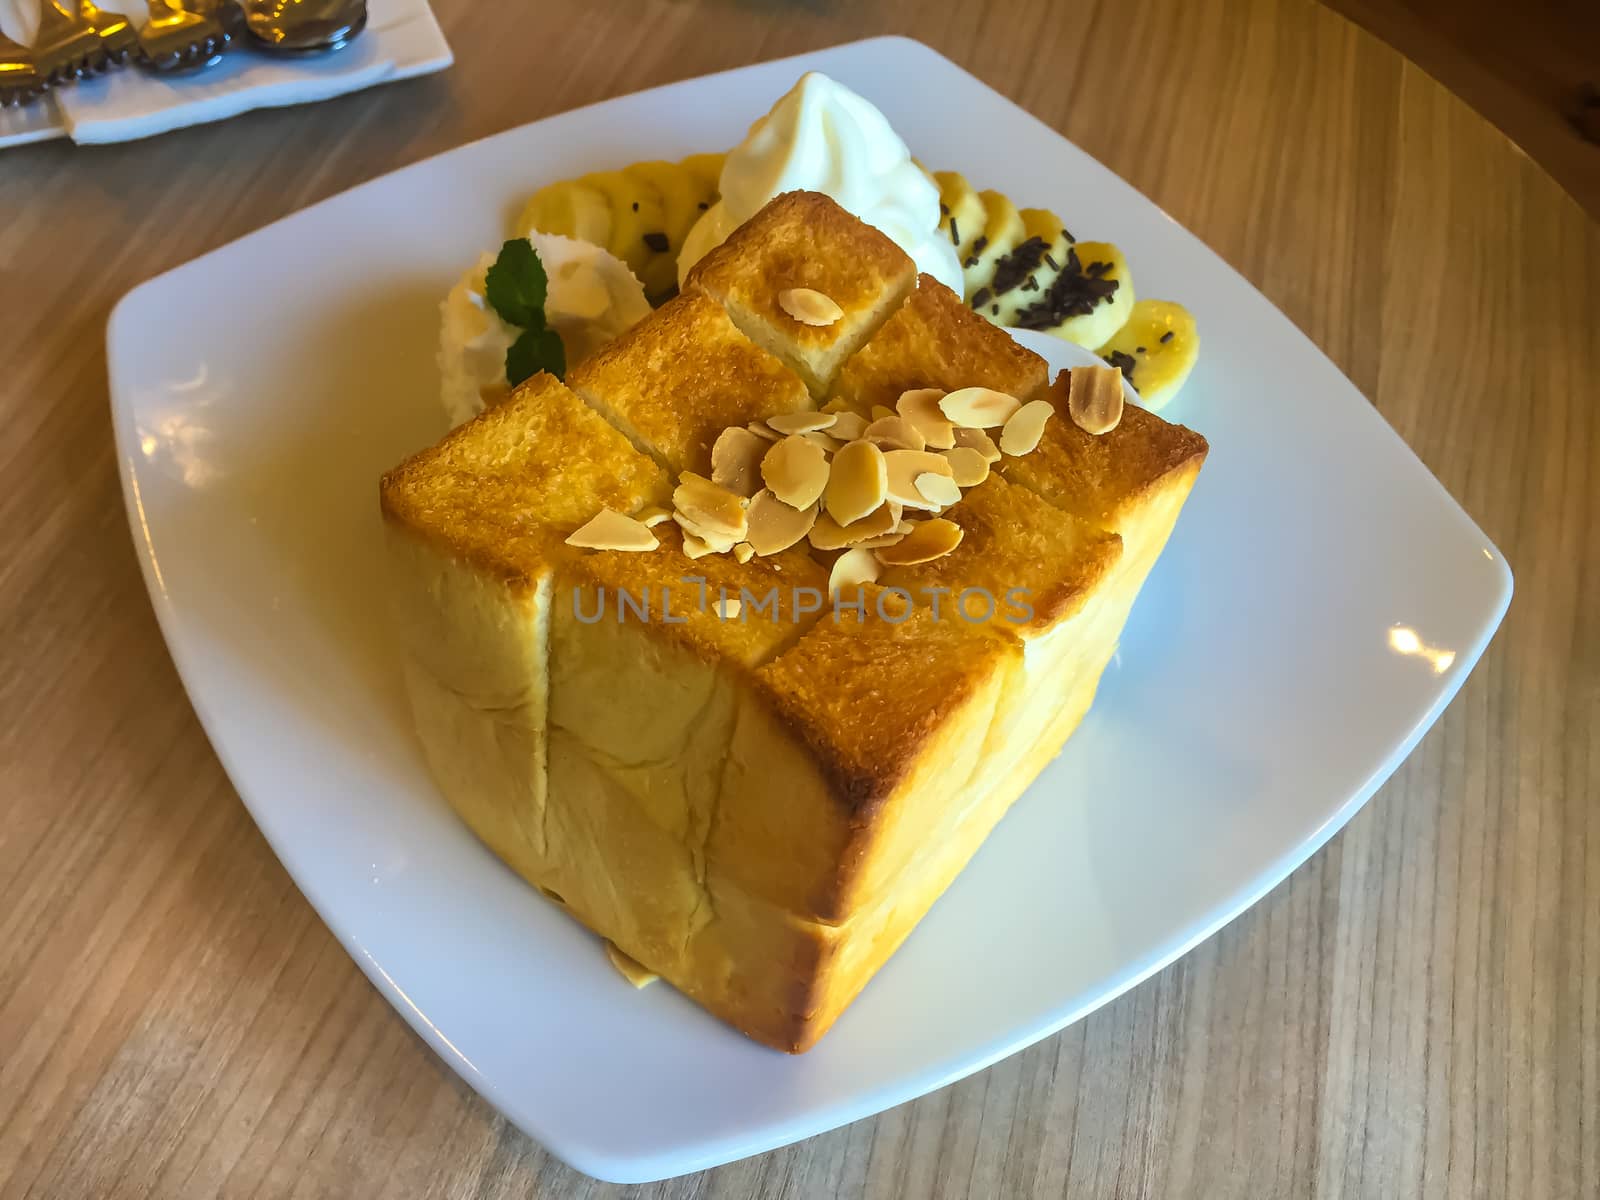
[2,1,1595,1196]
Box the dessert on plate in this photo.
[381,188,1207,1052]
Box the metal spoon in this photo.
[243,0,367,55]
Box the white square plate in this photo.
[107,37,1512,1183]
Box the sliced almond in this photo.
[673,512,738,554]
[821,397,853,415]
[745,489,818,555]
[1000,398,1055,455]
[768,410,838,436]
[808,502,899,550]
[943,446,991,487]
[828,410,869,441]
[863,415,926,452]
[761,435,830,511]
[939,386,1021,428]
[870,405,896,422]
[1067,366,1124,435]
[778,286,844,327]
[875,517,964,565]
[884,449,956,510]
[603,941,658,989]
[914,472,963,507]
[747,421,782,442]
[829,547,881,595]
[824,440,889,526]
[850,531,908,550]
[733,542,754,563]
[953,426,1002,463]
[896,387,956,449]
[680,531,717,559]
[566,509,659,552]
[802,430,846,455]
[674,473,748,542]
[634,504,673,528]
[711,427,769,497]
[716,596,742,621]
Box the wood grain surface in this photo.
[1,1,1596,1196]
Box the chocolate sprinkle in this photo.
[697,201,709,210]
[643,232,669,253]
[1062,229,1075,243]
[949,218,961,246]
[1137,346,1146,354]
[1161,330,1175,343]
[964,255,979,269]
[971,235,989,256]
[1012,246,1122,330]
[991,305,999,315]
[1105,350,1138,382]
[1085,260,1112,278]
[1043,253,1060,271]
[990,236,1048,296]
[631,201,639,212]
[971,287,992,310]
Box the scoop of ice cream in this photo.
[676,72,962,292]
[438,233,650,428]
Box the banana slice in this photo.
[1095,299,1199,410]
[932,170,989,285]
[516,154,723,303]
[1014,241,1135,349]
[965,189,1026,293]
[987,208,1073,326]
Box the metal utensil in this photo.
[137,0,233,73]
[80,0,139,66]
[243,0,366,55]
[0,28,47,107]
[30,0,108,84]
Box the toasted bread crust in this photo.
[567,290,812,475]
[830,274,1051,414]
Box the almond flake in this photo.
[884,449,956,510]
[939,386,1021,428]
[802,430,846,455]
[808,502,899,551]
[896,388,956,449]
[716,596,742,620]
[943,446,991,487]
[824,440,888,526]
[761,434,829,510]
[953,427,1002,463]
[674,473,748,542]
[850,531,908,549]
[747,421,782,442]
[681,531,717,559]
[862,415,926,452]
[821,398,853,415]
[634,505,673,528]
[603,941,658,989]
[1000,398,1055,455]
[733,542,755,563]
[829,547,881,595]
[1067,366,1124,435]
[875,517,964,565]
[768,410,838,436]
[711,427,769,497]
[870,405,896,422]
[914,472,963,507]
[778,287,844,327]
[828,410,869,441]
[745,489,818,555]
[566,509,659,552]
[673,512,739,554]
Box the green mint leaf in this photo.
[484,238,548,328]
[506,324,566,386]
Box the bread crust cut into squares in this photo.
[686,190,917,398]
[830,273,1051,415]
[378,192,1209,1054]
[567,289,813,476]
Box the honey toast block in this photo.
[686,190,917,397]
[830,273,1050,414]
[567,289,813,476]
[379,373,669,886]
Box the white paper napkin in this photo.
[0,0,450,150]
